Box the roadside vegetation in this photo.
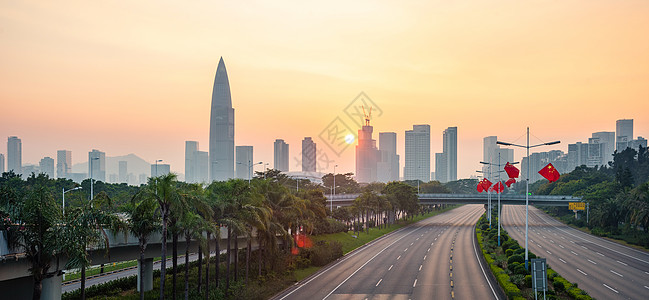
[476,213,592,300]
[1,168,458,299]
[528,146,649,249]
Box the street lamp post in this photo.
[89,157,99,201]
[481,158,518,246]
[332,165,337,212]
[62,186,82,216]
[497,127,559,269]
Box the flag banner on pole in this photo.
[477,183,484,193]
[494,181,505,193]
[505,178,516,187]
[504,162,520,178]
[481,178,493,191]
[538,163,560,182]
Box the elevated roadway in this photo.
[327,193,582,207]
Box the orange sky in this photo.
[1,1,648,179]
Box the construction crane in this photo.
[362,105,372,126]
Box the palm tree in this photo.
[63,191,123,300]
[148,173,183,300]
[10,186,62,300]
[124,189,159,300]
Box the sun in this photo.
[345,134,355,144]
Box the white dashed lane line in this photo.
[570,251,579,256]
[559,258,567,264]
[388,265,393,271]
[610,270,624,277]
[577,269,587,276]
[617,260,628,266]
[587,259,597,265]
[603,283,619,294]
[376,279,382,286]
[596,252,604,257]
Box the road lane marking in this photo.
[413,279,417,287]
[388,265,393,271]
[577,269,587,276]
[376,279,382,286]
[427,248,430,252]
[410,242,414,246]
[616,260,628,266]
[419,265,422,271]
[587,259,597,265]
[603,283,619,293]
[397,255,401,260]
[610,270,623,277]
[559,245,564,249]
[546,250,552,255]
[644,285,649,290]
[416,238,419,241]
[570,251,578,256]
[559,258,567,264]
[581,245,588,250]
[404,248,408,252]
[596,252,604,257]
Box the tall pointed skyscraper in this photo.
[209,57,235,181]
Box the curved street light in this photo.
[62,186,82,216]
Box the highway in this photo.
[502,205,649,300]
[273,205,500,300]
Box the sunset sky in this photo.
[1,1,648,179]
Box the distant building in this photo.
[616,119,633,151]
[355,124,379,183]
[185,141,210,183]
[88,149,106,182]
[591,132,615,166]
[108,174,118,183]
[39,157,55,178]
[567,142,589,171]
[196,151,209,183]
[70,172,88,184]
[522,150,567,183]
[404,125,430,182]
[139,173,147,185]
[151,164,170,177]
[435,127,457,183]
[377,132,399,182]
[209,57,235,181]
[119,161,128,183]
[7,136,22,175]
[435,152,447,182]
[0,153,4,174]
[22,164,38,179]
[274,139,289,172]
[236,146,254,179]
[629,137,648,151]
[302,137,316,172]
[57,150,72,178]
[482,136,513,176]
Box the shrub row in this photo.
[476,214,592,300]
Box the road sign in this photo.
[532,258,547,292]
[569,202,585,210]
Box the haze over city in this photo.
[2,1,648,179]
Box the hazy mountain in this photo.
[72,153,152,178]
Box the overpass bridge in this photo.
[326,193,583,207]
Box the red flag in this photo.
[504,162,520,179]
[481,178,493,191]
[538,163,560,182]
[493,181,505,193]
[477,183,484,193]
[505,178,516,187]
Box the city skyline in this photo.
[1,1,648,179]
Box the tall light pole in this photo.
[240,160,262,185]
[331,164,337,212]
[481,158,518,246]
[89,157,99,201]
[476,169,492,227]
[62,186,82,216]
[498,127,559,269]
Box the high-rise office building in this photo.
[209,57,235,181]
[57,150,72,179]
[302,137,317,172]
[118,161,128,183]
[0,153,4,174]
[589,132,615,167]
[7,136,22,175]
[195,151,209,183]
[39,157,55,178]
[482,136,513,175]
[185,141,198,183]
[404,125,430,182]
[236,146,254,180]
[355,124,379,183]
[567,142,589,171]
[88,149,106,182]
[377,132,399,182]
[436,127,457,183]
[151,164,170,177]
[435,152,447,182]
[616,119,634,151]
[274,139,289,172]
